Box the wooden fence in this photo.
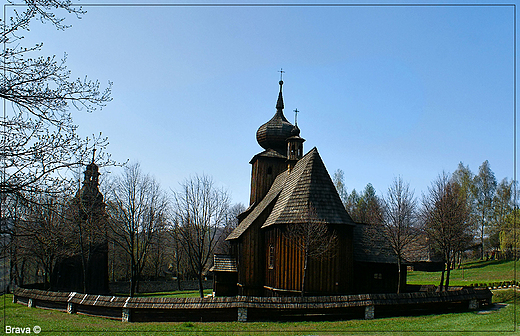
[12,287,492,322]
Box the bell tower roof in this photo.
[79,149,103,206]
[256,75,294,155]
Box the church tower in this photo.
[286,122,305,171]
[52,152,109,294]
[249,78,295,205]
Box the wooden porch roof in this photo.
[210,254,238,272]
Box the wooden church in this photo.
[212,77,405,297]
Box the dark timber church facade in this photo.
[212,77,405,297]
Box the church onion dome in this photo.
[256,80,294,154]
[290,124,300,137]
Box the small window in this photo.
[268,245,275,269]
[374,273,383,280]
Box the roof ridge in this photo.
[262,147,355,228]
[226,172,288,240]
[261,149,316,228]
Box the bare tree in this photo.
[422,173,472,291]
[106,163,168,296]
[1,0,112,200]
[333,169,348,207]
[143,224,170,280]
[473,160,497,259]
[5,194,71,289]
[167,225,190,291]
[379,176,419,293]
[283,206,338,297]
[171,174,230,298]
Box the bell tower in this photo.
[249,74,295,206]
[286,125,305,172]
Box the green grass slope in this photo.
[3,261,518,335]
[407,260,517,287]
[2,292,517,335]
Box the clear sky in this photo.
[8,1,515,205]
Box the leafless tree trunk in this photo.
[106,163,168,297]
[379,177,419,293]
[283,206,338,297]
[167,226,187,291]
[3,193,72,289]
[422,173,472,291]
[171,174,230,298]
[0,1,113,291]
[473,161,497,259]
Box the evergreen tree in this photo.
[346,189,360,222]
[358,183,382,225]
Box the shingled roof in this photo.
[249,148,287,164]
[227,148,355,241]
[210,254,238,272]
[226,172,287,240]
[262,147,355,228]
[353,223,399,264]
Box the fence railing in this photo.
[12,286,493,322]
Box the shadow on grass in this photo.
[462,259,514,270]
[476,303,508,315]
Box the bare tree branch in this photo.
[171,174,230,298]
[106,163,168,296]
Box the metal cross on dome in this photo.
[278,68,285,81]
[294,108,299,126]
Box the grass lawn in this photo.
[407,259,517,287]
[2,291,518,335]
[3,261,518,335]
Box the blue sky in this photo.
[8,2,515,205]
